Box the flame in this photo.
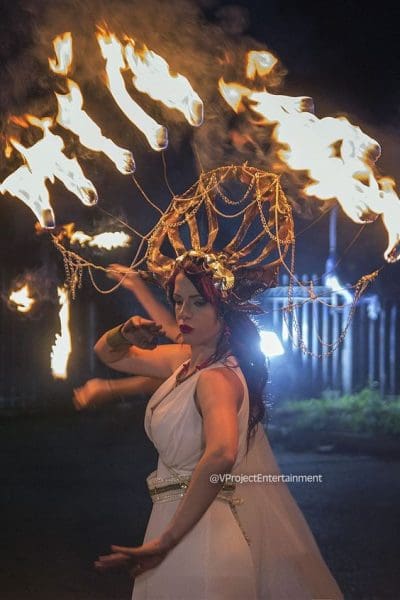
[55,79,135,174]
[9,115,30,128]
[218,79,250,113]
[50,287,71,379]
[49,32,73,75]
[4,138,13,158]
[9,115,98,208]
[219,50,400,262]
[219,77,314,120]
[124,38,203,126]
[70,229,131,249]
[96,29,168,151]
[0,165,55,228]
[9,284,35,313]
[369,177,400,263]
[246,50,278,79]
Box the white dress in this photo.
[132,357,343,600]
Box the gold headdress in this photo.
[144,165,294,312]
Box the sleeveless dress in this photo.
[132,357,343,600]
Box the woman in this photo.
[93,254,343,599]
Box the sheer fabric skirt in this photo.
[132,424,343,600]
[132,497,257,600]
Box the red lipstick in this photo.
[179,324,194,334]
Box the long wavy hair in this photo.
[166,256,269,448]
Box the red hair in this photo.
[166,258,223,311]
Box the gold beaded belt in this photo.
[146,470,251,546]
[146,471,236,504]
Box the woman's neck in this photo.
[188,343,218,371]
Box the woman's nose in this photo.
[178,301,192,318]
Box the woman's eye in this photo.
[174,299,183,306]
[195,300,206,307]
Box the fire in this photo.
[4,138,13,159]
[246,50,277,79]
[2,32,398,263]
[50,287,71,379]
[219,78,314,120]
[96,29,168,151]
[54,79,135,174]
[367,177,400,262]
[219,50,400,262]
[9,115,98,208]
[49,32,73,75]
[70,230,131,249]
[9,284,35,313]
[217,80,249,113]
[0,165,55,228]
[9,115,31,128]
[124,38,203,126]
[48,31,134,173]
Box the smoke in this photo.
[0,0,284,177]
[2,0,394,231]
[0,0,322,226]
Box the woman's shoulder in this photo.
[204,354,248,397]
[197,356,244,393]
[195,362,245,417]
[204,353,240,372]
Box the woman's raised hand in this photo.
[107,263,139,290]
[121,316,165,349]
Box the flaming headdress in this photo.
[143,165,294,311]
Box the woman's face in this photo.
[172,271,222,346]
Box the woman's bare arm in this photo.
[107,376,163,397]
[94,316,190,379]
[107,264,180,342]
[160,367,244,548]
[73,375,163,410]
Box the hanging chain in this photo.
[51,163,379,360]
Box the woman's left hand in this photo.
[94,534,173,577]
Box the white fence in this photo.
[260,276,399,398]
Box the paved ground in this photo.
[1,403,399,600]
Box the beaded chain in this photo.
[52,164,378,358]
